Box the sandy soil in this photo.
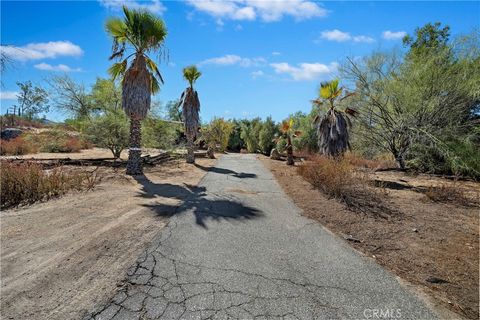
[0,156,216,320]
[260,156,479,320]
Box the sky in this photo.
[1,0,479,122]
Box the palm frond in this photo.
[108,60,127,81]
[183,65,202,87]
[145,56,164,84]
[150,74,160,94]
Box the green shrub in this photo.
[202,118,233,153]
[85,110,129,158]
[142,116,182,151]
[258,116,277,155]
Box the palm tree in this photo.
[105,6,167,175]
[276,119,301,165]
[312,79,356,157]
[178,65,201,164]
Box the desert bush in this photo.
[424,182,478,207]
[142,116,182,151]
[344,152,396,170]
[0,161,98,209]
[85,110,129,158]
[201,117,233,154]
[0,137,38,155]
[227,119,246,152]
[297,155,396,218]
[258,116,278,155]
[240,118,262,153]
[25,130,88,153]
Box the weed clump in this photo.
[1,161,99,209]
[297,155,397,218]
[0,137,38,155]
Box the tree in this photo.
[86,109,129,158]
[258,116,277,155]
[276,119,301,165]
[48,75,95,120]
[178,65,201,163]
[312,79,356,157]
[164,99,182,122]
[342,26,479,174]
[240,118,262,153]
[91,77,121,111]
[403,22,450,57]
[106,6,167,175]
[201,118,233,158]
[14,81,49,119]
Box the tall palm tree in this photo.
[275,119,302,165]
[312,79,356,157]
[105,6,167,175]
[178,65,201,163]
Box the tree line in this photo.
[4,18,478,178]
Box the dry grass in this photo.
[0,137,38,155]
[0,161,100,209]
[424,182,479,207]
[344,152,396,170]
[297,155,397,218]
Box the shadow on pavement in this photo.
[194,163,257,179]
[134,175,262,229]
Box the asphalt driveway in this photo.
[88,154,437,320]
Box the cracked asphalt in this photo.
[87,154,437,320]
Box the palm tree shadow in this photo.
[194,163,257,179]
[134,175,262,229]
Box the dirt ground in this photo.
[260,156,479,320]
[0,154,216,320]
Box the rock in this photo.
[270,148,281,160]
[412,228,418,233]
[1,128,23,140]
[425,276,449,284]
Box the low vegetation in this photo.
[0,161,99,209]
[0,137,38,155]
[424,182,479,207]
[297,155,396,218]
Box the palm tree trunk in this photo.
[286,136,294,165]
[186,134,195,163]
[126,117,143,175]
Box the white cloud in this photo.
[270,62,338,81]
[185,0,327,22]
[319,29,375,43]
[99,0,166,14]
[199,54,266,67]
[320,29,351,42]
[271,51,281,56]
[34,62,82,72]
[251,70,264,78]
[0,91,18,100]
[382,30,407,40]
[0,41,83,61]
[353,35,375,43]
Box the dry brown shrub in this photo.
[0,161,100,209]
[344,152,396,170]
[424,183,479,207]
[0,137,38,155]
[297,155,397,218]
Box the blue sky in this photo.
[1,0,479,122]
